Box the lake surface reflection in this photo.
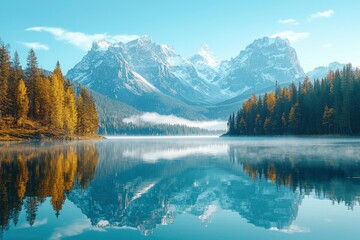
[1,137,360,239]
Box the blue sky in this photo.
[1,0,359,73]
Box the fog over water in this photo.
[123,112,227,130]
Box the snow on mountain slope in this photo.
[214,37,305,97]
[67,36,224,105]
[67,35,313,120]
[67,42,159,97]
[307,62,345,80]
[120,36,221,104]
[189,44,219,83]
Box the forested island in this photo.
[226,64,360,136]
[0,41,99,141]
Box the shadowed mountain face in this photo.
[66,37,306,120]
[2,138,360,237]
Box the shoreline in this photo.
[2,133,359,142]
[221,133,360,138]
[0,133,104,142]
[104,135,220,140]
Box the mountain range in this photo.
[66,36,346,124]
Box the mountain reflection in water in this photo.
[1,137,360,238]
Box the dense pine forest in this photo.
[100,122,224,136]
[0,40,98,140]
[226,64,360,136]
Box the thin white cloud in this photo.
[17,218,48,228]
[270,31,309,42]
[323,43,332,48]
[123,112,227,131]
[49,218,104,240]
[21,42,49,50]
[278,19,299,25]
[26,26,139,51]
[269,224,310,234]
[310,10,335,19]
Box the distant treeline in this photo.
[99,122,224,136]
[226,64,360,135]
[0,40,98,137]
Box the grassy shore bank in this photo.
[0,118,102,141]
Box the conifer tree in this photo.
[76,94,85,134]
[15,80,29,126]
[63,87,77,134]
[76,87,98,134]
[49,62,65,130]
[0,41,11,121]
[88,94,99,134]
[8,51,24,118]
[322,106,334,134]
[34,76,51,124]
[0,39,99,137]
[25,49,39,118]
[226,64,360,136]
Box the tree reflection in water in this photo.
[0,142,98,232]
[1,138,360,237]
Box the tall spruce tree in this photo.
[8,51,24,119]
[76,87,98,134]
[0,41,11,121]
[25,49,39,119]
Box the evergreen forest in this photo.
[226,64,360,135]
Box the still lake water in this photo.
[1,137,360,240]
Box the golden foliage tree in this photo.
[34,76,51,125]
[49,62,65,130]
[0,143,99,227]
[63,87,77,134]
[15,80,29,126]
[0,40,99,137]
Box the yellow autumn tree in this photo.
[15,79,29,126]
[34,75,51,124]
[63,87,77,135]
[49,62,65,130]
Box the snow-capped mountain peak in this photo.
[197,44,219,67]
[91,40,112,51]
[188,44,220,85]
[67,35,314,118]
[252,36,290,48]
[160,44,177,56]
[307,62,345,80]
[214,36,305,98]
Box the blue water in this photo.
[1,137,360,240]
